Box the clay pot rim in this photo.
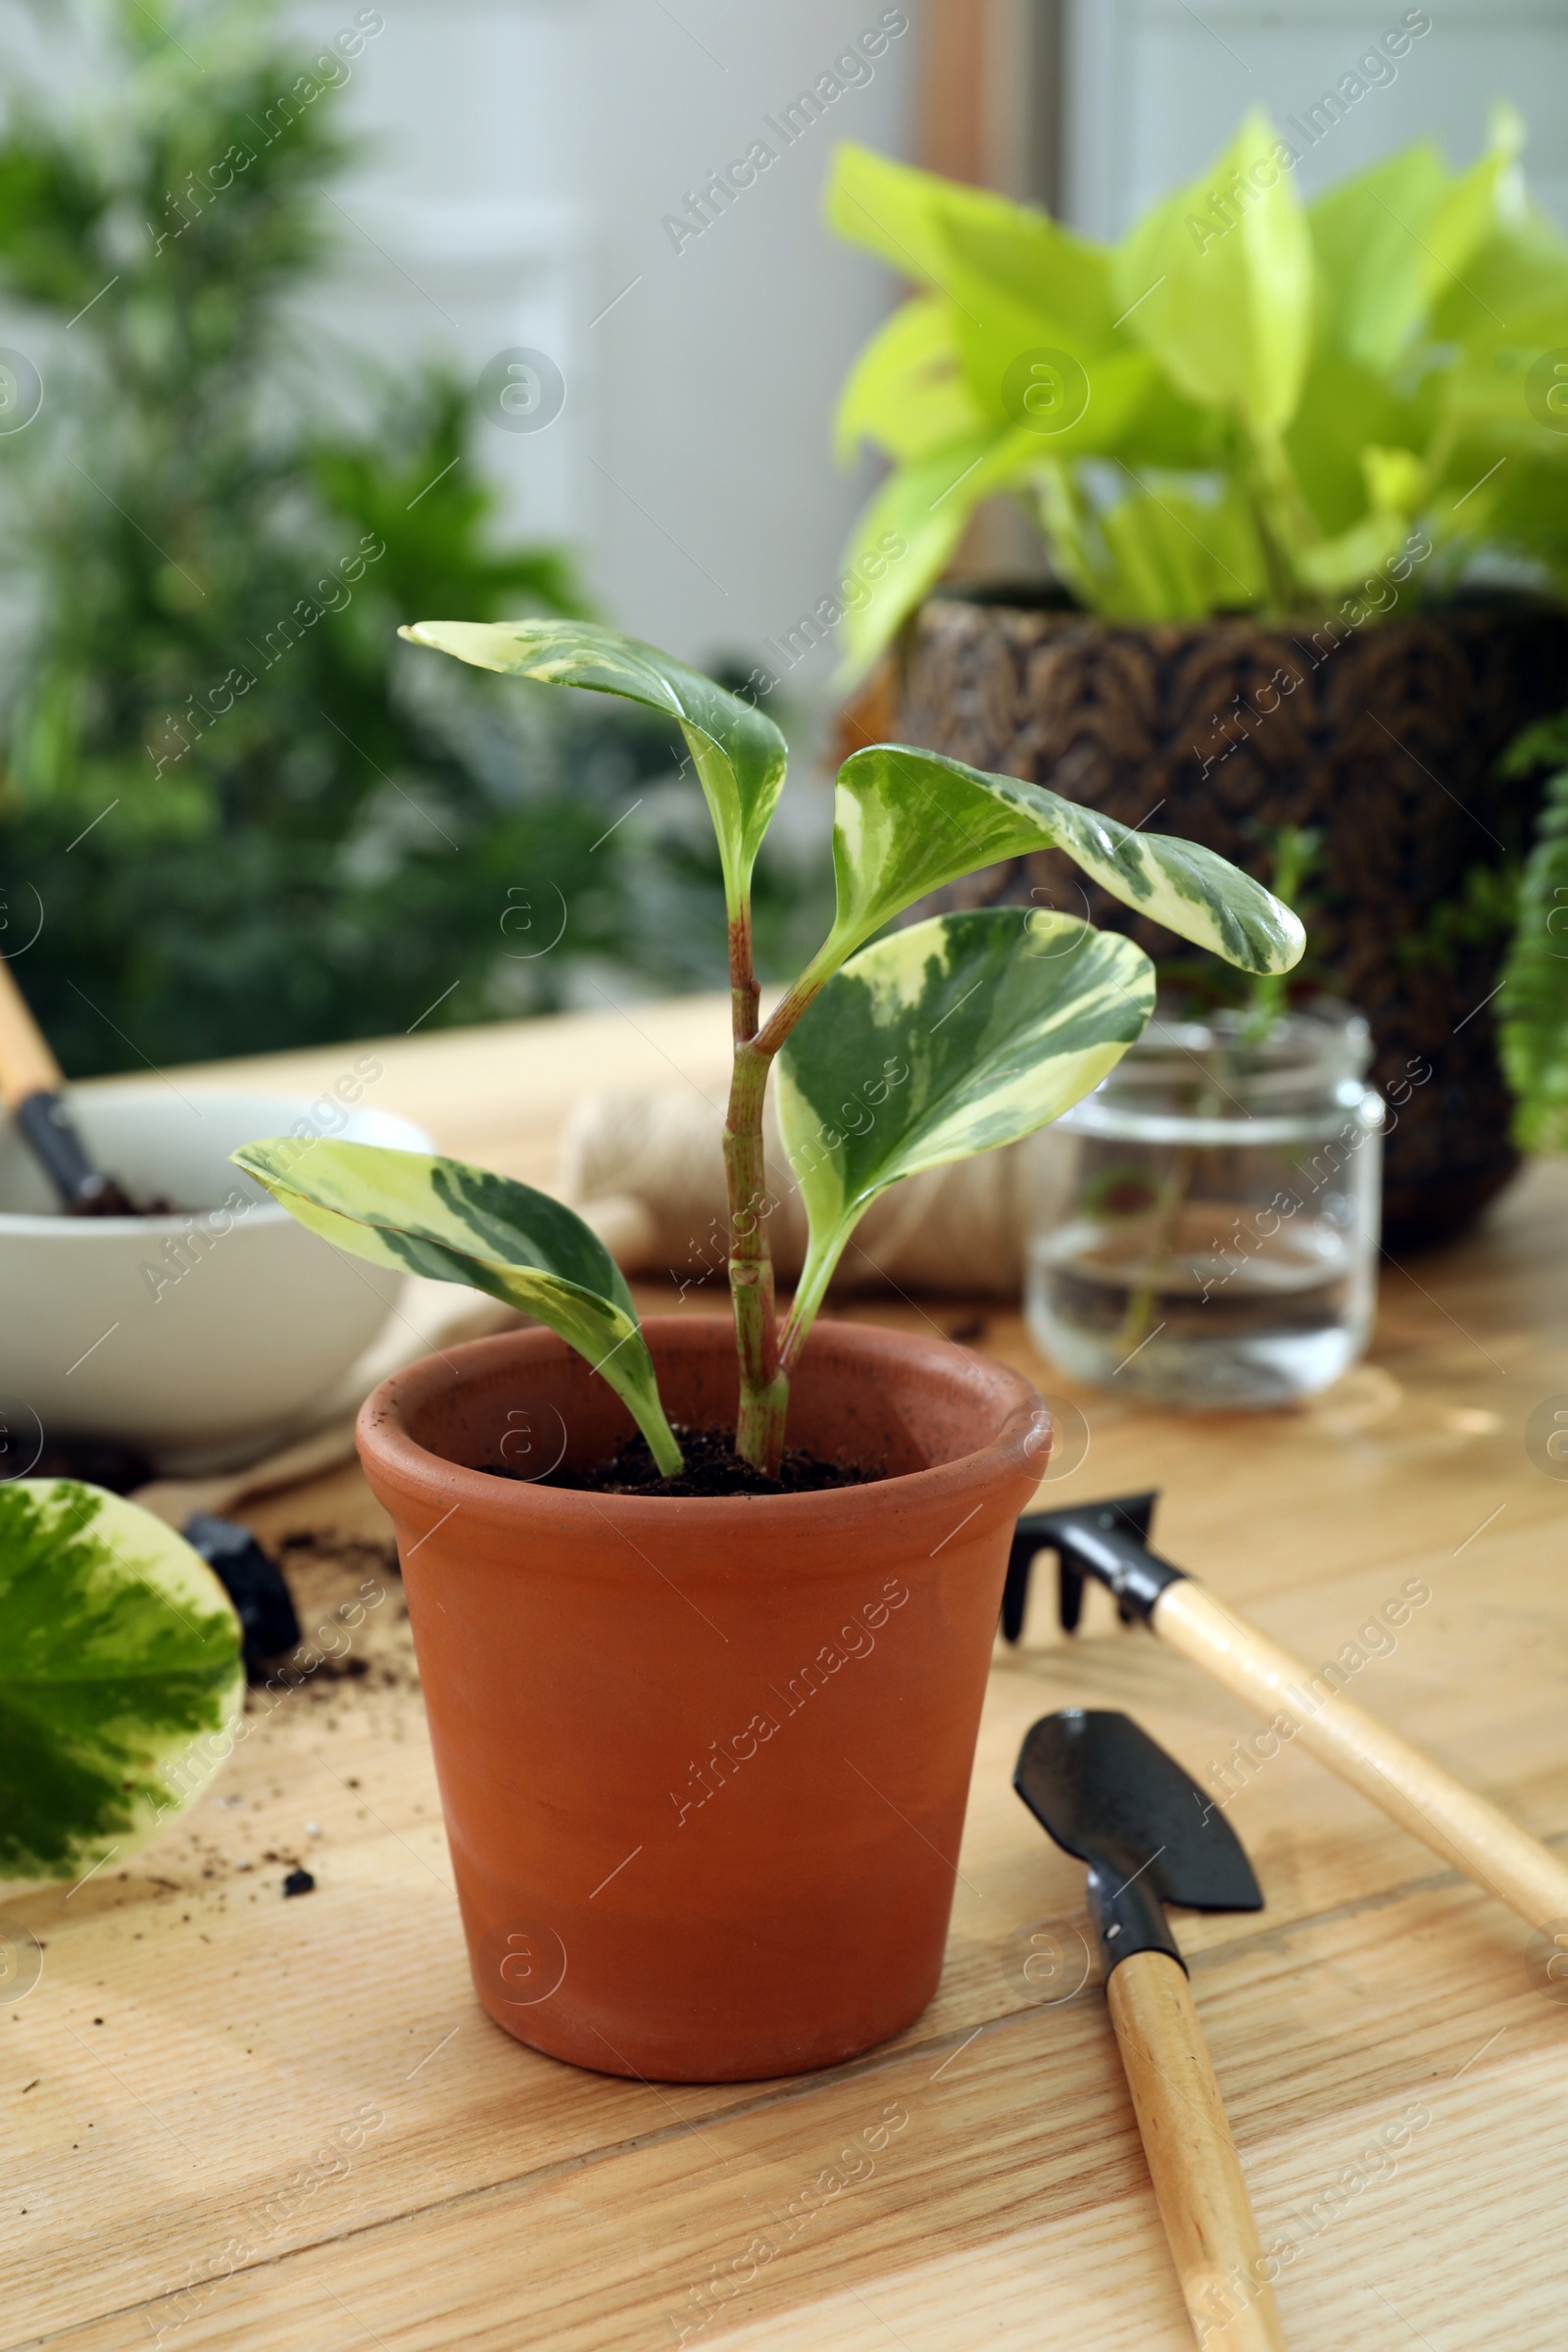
[918,581,1562,636]
[358,1313,1047,1533]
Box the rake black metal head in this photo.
[1002,1491,1190,1642]
[1014,1708,1262,1970]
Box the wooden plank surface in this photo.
[8,998,1568,2352]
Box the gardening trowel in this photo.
[0,957,134,1212]
[1014,1707,1288,2350]
[1004,1494,1568,1936]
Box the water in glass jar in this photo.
[1023,1004,1384,1407]
[1028,1196,1365,1405]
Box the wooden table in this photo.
[10,998,1568,2351]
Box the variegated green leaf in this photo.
[399,618,786,917]
[776,909,1154,1335]
[1,1480,243,1883]
[232,1139,683,1475]
[791,743,1303,1003]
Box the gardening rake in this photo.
[1004,1493,1568,1936]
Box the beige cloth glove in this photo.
[560,1088,1035,1299]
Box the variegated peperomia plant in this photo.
[235,622,1303,1476]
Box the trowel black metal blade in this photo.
[1003,1492,1179,1640]
[1015,1713,1284,2346]
[1015,1708,1262,1916]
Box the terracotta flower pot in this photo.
[357,1314,1045,2082]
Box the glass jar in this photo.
[1025,1003,1384,1408]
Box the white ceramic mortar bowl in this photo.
[0,1087,433,1470]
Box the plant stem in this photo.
[1116,1143,1198,1360]
[754,973,823,1059]
[1244,424,1317,618]
[723,916,849,1471]
[725,911,789,1473]
[1033,458,1099,609]
[728,908,760,1050]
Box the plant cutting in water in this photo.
[234,621,1302,1477]
[1112,824,1322,1360]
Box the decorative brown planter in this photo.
[897,591,1568,1247]
[357,1315,1045,2083]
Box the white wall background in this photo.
[9,2,1564,678]
[1059,0,1568,239]
[288,0,921,685]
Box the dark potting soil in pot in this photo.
[501,1424,881,1499]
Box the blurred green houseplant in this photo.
[828,106,1568,676]
[0,0,779,1073]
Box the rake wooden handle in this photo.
[0,957,61,1106]
[1107,1949,1288,2349]
[1155,1580,1568,1934]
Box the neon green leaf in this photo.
[1112,109,1312,434]
[832,429,1038,688]
[826,140,1066,295]
[1308,144,1448,372]
[835,295,983,465]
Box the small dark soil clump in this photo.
[55,1180,173,1216]
[514,1424,882,1499]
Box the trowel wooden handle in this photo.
[1155,1580,1568,1934]
[1107,1949,1288,2349]
[0,957,62,1105]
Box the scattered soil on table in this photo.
[276,1528,401,1581]
[243,1529,416,1699]
[520,1424,882,1498]
[68,1523,419,1917]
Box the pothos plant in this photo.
[826,102,1568,679]
[234,621,1302,1477]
